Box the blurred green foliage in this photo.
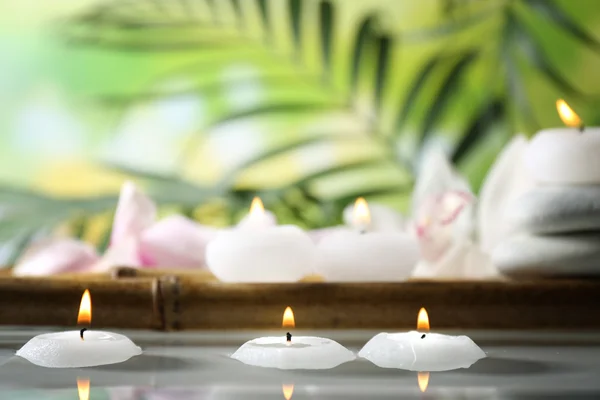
[1,0,600,264]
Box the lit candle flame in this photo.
[77,289,92,325]
[417,372,430,393]
[282,306,295,329]
[282,384,294,400]
[352,197,371,229]
[250,196,265,216]
[556,99,582,128]
[77,378,90,400]
[417,307,430,332]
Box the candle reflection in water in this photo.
[77,378,90,400]
[417,372,430,393]
[282,384,294,400]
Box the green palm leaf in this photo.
[2,0,600,263]
[65,0,412,209]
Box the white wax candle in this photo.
[237,203,277,230]
[343,202,405,232]
[358,331,485,371]
[206,226,315,282]
[207,197,316,282]
[524,127,600,184]
[316,230,418,281]
[16,330,142,368]
[231,336,355,370]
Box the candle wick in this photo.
[579,124,585,133]
[421,334,426,339]
[286,332,292,343]
[80,328,87,341]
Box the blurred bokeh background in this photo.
[1,0,600,266]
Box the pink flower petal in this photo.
[411,147,478,268]
[412,147,471,216]
[412,190,474,263]
[438,191,474,225]
[92,235,142,272]
[138,215,218,268]
[13,238,100,276]
[415,223,427,238]
[111,181,157,244]
[417,229,452,262]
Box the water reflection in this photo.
[282,383,294,400]
[6,384,600,400]
[417,371,430,392]
[204,384,499,400]
[76,378,89,400]
[0,332,599,400]
[108,387,212,400]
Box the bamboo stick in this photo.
[27,267,323,283]
[108,267,324,282]
[0,274,598,330]
[0,277,162,329]
[172,279,600,331]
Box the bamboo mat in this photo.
[0,267,598,330]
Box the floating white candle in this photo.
[316,198,418,281]
[207,197,316,283]
[16,290,141,368]
[525,99,600,184]
[359,308,485,371]
[231,307,355,370]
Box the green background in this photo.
[1,0,599,264]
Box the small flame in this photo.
[77,378,90,400]
[556,99,582,128]
[282,384,294,400]
[250,196,265,216]
[282,306,295,328]
[352,197,371,227]
[417,372,430,393]
[417,307,429,332]
[77,289,92,325]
